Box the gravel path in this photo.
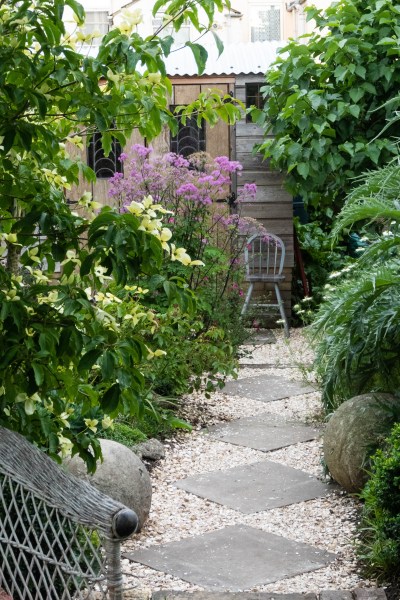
[122,329,378,593]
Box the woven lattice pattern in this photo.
[0,471,108,599]
[0,427,138,600]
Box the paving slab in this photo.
[173,460,333,514]
[152,593,317,600]
[207,413,320,452]
[125,524,336,591]
[320,593,353,600]
[222,374,315,402]
[243,330,276,346]
[353,591,387,600]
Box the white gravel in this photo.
[122,329,378,593]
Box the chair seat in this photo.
[245,274,285,283]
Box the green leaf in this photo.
[100,383,121,414]
[211,30,224,57]
[78,349,102,373]
[349,104,361,118]
[349,88,364,103]
[297,162,310,178]
[185,42,208,75]
[32,363,44,386]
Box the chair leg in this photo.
[274,283,290,337]
[241,283,254,316]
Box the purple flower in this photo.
[131,144,152,158]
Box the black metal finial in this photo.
[113,509,139,539]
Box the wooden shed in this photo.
[69,40,294,318]
[163,41,294,317]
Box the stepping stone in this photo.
[153,593,317,600]
[125,524,336,591]
[222,374,314,402]
[207,413,320,452]
[243,330,276,345]
[174,460,332,514]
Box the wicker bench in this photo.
[0,427,138,599]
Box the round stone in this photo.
[323,393,399,493]
[65,438,152,531]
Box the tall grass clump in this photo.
[312,161,400,413]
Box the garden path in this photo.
[122,330,387,600]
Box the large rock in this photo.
[66,439,152,531]
[323,393,399,493]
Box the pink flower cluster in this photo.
[108,145,253,211]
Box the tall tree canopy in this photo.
[0,0,241,469]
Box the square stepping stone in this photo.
[174,460,332,514]
[153,593,316,600]
[222,374,314,402]
[125,524,336,591]
[207,413,320,452]
[243,329,276,345]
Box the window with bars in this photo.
[170,110,206,158]
[250,4,281,42]
[82,11,109,45]
[87,131,123,179]
[245,82,265,122]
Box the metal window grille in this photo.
[170,109,206,157]
[87,131,123,179]
[245,82,265,122]
[0,427,138,600]
[250,5,281,41]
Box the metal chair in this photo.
[241,232,290,337]
[0,426,139,600]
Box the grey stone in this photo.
[174,460,333,513]
[320,592,353,600]
[133,439,166,461]
[353,590,387,600]
[243,329,276,345]
[207,412,320,452]
[323,393,399,493]
[65,438,152,531]
[125,524,336,591]
[152,593,316,600]
[222,374,314,402]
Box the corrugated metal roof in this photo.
[165,40,283,77]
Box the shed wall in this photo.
[234,74,293,317]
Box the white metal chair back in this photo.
[241,232,289,337]
[243,233,286,281]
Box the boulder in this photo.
[323,393,399,493]
[65,439,152,531]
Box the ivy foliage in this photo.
[0,0,241,471]
[253,0,400,220]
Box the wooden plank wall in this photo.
[234,74,293,318]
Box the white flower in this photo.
[102,416,114,430]
[58,435,73,458]
[84,418,99,433]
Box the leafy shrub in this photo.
[108,147,267,397]
[253,0,400,225]
[358,422,400,579]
